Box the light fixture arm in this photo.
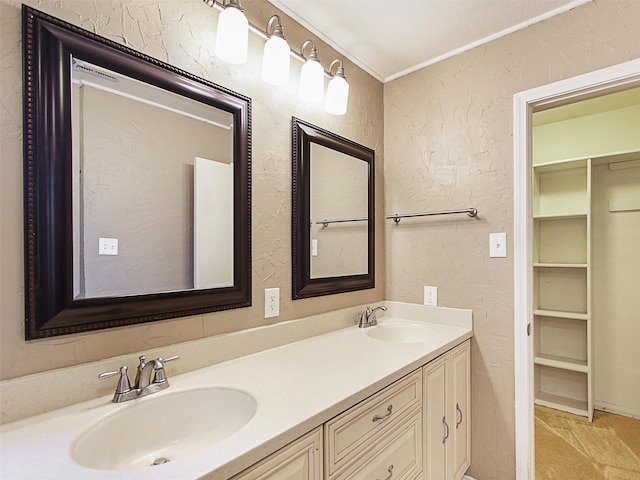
[301,40,320,62]
[329,59,346,79]
[266,15,285,39]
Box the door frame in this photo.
[513,57,640,480]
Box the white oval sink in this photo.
[366,322,437,343]
[71,388,256,471]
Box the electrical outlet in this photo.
[99,237,118,255]
[264,288,280,318]
[424,286,437,306]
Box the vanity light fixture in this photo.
[215,0,249,64]
[324,60,349,115]
[299,40,324,103]
[261,15,290,86]
[202,0,350,115]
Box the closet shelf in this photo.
[535,392,589,417]
[534,263,587,269]
[534,149,640,170]
[533,213,587,220]
[533,158,588,172]
[534,354,588,373]
[533,309,588,321]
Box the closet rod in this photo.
[386,208,478,224]
[316,217,368,228]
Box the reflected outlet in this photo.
[99,237,118,255]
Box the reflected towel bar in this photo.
[386,208,478,224]
[316,217,368,228]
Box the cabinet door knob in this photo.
[376,464,394,480]
[456,403,463,428]
[372,404,393,422]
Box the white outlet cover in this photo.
[424,286,438,306]
[490,232,507,258]
[264,288,280,318]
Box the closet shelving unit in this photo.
[532,156,593,420]
[532,149,640,421]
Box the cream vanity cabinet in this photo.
[232,428,323,480]
[423,340,471,480]
[233,340,470,480]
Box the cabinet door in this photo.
[449,341,470,480]
[232,428,322,480]
[424,355,448,480]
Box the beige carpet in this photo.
[535,405,640,479]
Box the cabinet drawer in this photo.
[325,370,422,476]
[333,410,423,480]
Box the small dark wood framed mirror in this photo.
[292,118,375,299]
[23,6,251,339]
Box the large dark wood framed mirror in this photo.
[292,118,375,299]
[23,6,251,339]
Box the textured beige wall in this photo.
[383,1,640,478]
[0,0,384,380]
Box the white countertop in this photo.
[0,307,472,480]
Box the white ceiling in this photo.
[269,0,593,83]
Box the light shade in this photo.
[215,1,248,64]
[325,60,349,115]
[261,16,290,85]
[299,40,324,103]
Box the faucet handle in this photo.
[356,310,367,328]
[152,355,180,384]
[99,365,132,394]
[160,355,180,364]
[368,305,387,326]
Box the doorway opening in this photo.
[513,58,640,480]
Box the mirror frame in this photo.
[292,117,375,299]
[23,6,252,339]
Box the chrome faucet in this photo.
[356,305,387,328]
[99,355,179,403]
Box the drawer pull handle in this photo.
[372,405,393,422]
[456,403,463,428]
[377,464,394,480]
[442,416,449,444]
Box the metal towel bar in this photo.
[386,208,478,224]
[316,217,368,228]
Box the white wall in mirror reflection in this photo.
[310,143,368,278]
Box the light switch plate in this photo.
[99,237,118,255]
[490,233,507,258]
[264,288,280,318]
[311,239,318,257]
